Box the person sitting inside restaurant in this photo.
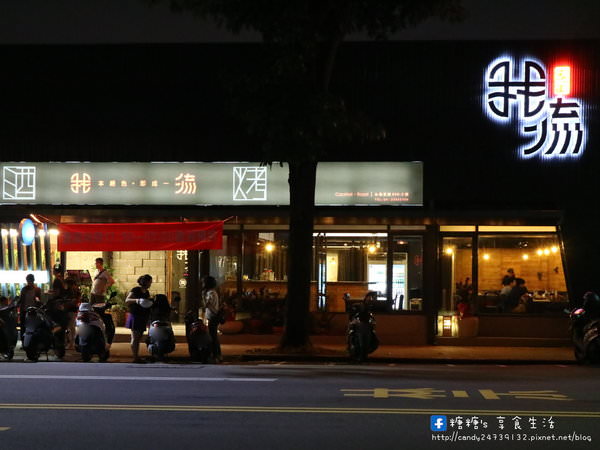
[501,268,516,287]
[506,277,529,313]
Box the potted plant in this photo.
[107,291,128,327]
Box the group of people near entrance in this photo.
[124,272,222,363]
[16,258,115,350]
[13,258,222,363]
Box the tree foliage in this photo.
[148,0,463,159]
[146,0,463,349]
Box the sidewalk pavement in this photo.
[5,326,576,364]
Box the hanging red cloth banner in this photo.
[58,221,223,251]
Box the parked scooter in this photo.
[21,305,63,361]
[0,298,18,361]
[94,291,118,350]
[347,295,379,362]
[185,310,211,363]
[569,291,600,364]
[75,303,109,362]
[146,294,176,361]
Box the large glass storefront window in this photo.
[242,231,289,299]
[210,232,241,301]
[314,233,423,313]
[477,234,567,314]
[392,236,424,312]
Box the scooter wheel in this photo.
[81,351,92,362]
[25,349,39,362]
[574,346,587,364]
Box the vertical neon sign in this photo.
[553,66,571,96]
[484,56,586,159]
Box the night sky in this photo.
[0,0,600,44]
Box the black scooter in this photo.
[0,301,18,361]
[185,311,211,363]
[146,294,176,361]
[22,305,64,361]
[347,303,379,363]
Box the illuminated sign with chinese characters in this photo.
[483,55,587,159]
[0,162,422,206]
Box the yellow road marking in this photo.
[0,404,598,418]
[0,427,11,431]
[452,390,469,398]
[479,389,572,401]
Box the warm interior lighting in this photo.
[38,229,46,237]
[551,246,559,253]
[543,248,550,255]
[29,214,43,224]
[482,253,490,261]
[9,229,18,237]
[537,249,544,256]
[48,229,60,236]
[553,65,571,96]
[0,229,7,237]
[0,270,50,284]
[265,242,275,252]
[368,245,377,254]
[522,254,529,260]
[443,317,452,330]
[445,247,454,255]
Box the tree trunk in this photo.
[280,160,317,349]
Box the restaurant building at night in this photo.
[1,39,598,346]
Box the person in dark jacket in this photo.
[507,278,528,312]
[150,294,172,323]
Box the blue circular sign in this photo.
[19,218,36,246]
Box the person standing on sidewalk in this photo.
[202,276,222,363]
[91,258,114,303]
[18,274,42,340]
[125,274,153,363]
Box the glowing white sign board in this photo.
[483,55,587,159]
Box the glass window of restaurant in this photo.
[241,230,289,299]
[313,232,423,313]
[440,227,567,317]
[477,234,567,314]
[209,231,242,302]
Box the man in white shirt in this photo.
[91,258,114,303]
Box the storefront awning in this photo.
[57,221,223,251]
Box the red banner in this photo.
[58,221,223,251]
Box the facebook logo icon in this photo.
[430,415,447,432]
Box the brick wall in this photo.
[65,251,103,273]
[110,251,167,296]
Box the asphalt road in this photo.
[0,362,598,450]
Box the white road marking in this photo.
[0,375,276,382]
